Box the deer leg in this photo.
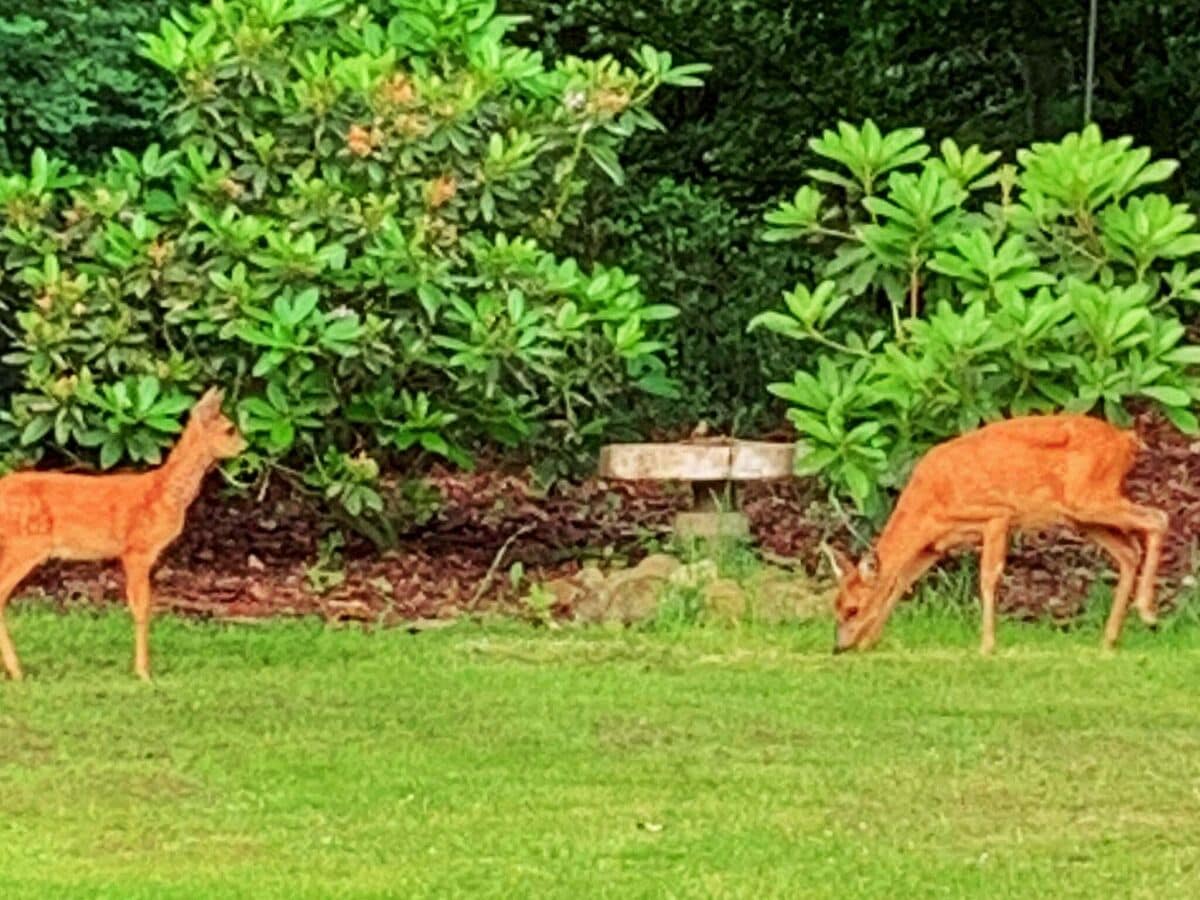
[122,553,156,681]
[978,519,1010,656]
[1075,503,1168,629]
[0,543,49,681]
[1132,511,1167,628]
[1081,526,1141,650]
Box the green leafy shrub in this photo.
[503,1,1084,437]
[11,2,1200,449]
[0,0,706,501]
[752,121,1200,512]
[508,1,1200,439]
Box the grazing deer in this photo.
[0,388,245,681]
[824,414,1168,655]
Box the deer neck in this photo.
[155,428,215,511]
[869,502,944,610]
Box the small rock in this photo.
[605,572,664,625]
[534,555,688,627]
[535,573,607,625]
[632,553,682,580]
[751,568,832,623]
[573,590,609,624]
[576,566,608,593]
[539,578,579,605]
[703,578,747,623]
[599,555,686,625]
[247,554,265,571]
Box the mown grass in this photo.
[1,594,1199,899]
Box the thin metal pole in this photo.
[1084,0,1098,124]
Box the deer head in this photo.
[822,543,887,653]
[186,388,246,460]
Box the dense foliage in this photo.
[508,0,1200,433]
[0,1,174,170]
[7,1,1200,438]
[8,2,1200,197]
[0,0,705,503]
[5,0,1200,485]
[564,177,809,432]
[752,121,1200,511]
[511,1,1200,204]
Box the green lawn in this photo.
[1,600,1199,898]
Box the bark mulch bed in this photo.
[22,410,1200,624]
[24,472,692,625]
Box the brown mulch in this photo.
[24,469,692,624]
[21,409,1200,624]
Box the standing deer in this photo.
[0,388,245,681]
[825,414,1168,654]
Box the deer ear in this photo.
[193,387,225,419]
[820,542,855,582]
[858,550,879,581]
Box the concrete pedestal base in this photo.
[673,511,750,540]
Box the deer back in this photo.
[903,414,1139,524]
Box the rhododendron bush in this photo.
[0,0,706,501]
